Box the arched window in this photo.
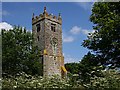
[36,24,40,32]
[37,36,39,41]
[51,23,56,32]
[52,43,57,55]
[51,37,58,55]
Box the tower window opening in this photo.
[36,24,40,32]
[37,36,39,41]
[51,23,56,32]
[54,57,56,60]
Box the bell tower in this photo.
[32,7,67,77]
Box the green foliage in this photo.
[65,63,79,74]
[2,72,84,89]
[85,69,120,89]
[2,70,120,89]
[79,52,104,83]
[65,53,104,84]
[2,26,42,76]
[82,2,120,68]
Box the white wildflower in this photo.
[13,86,17,88]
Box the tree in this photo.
[82,2,120,68]
[65,63,79,74]
[2,26,42,76]
[79,52,104,83]
[65,63,80,85]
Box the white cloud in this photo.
[63,26,93,43]
[77,2,93,10]
[2,10,10,16]
[64,53,79,63]
[2,0,99,2]
[62,31,75,43]
[0,10,10,16]
[63,36,74,43]
[81,29,91,35]
[70,26,81,34]
[0,22,32,33]
[70,26,93,35]
[0,22,13,30]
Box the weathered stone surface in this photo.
[32,7,65,78]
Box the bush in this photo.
[2,72,84,89]
[3,69,119,89]
[84,69,120,89]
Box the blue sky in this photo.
[2,2,94,63]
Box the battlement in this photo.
[32,7,62,25]
[32,7,66,78]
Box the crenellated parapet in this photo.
[32,7,66,78]
[32,7,62,25]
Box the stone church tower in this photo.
[32,7,67,77]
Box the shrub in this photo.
[2,72,84,89]
[84,69,120,89]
